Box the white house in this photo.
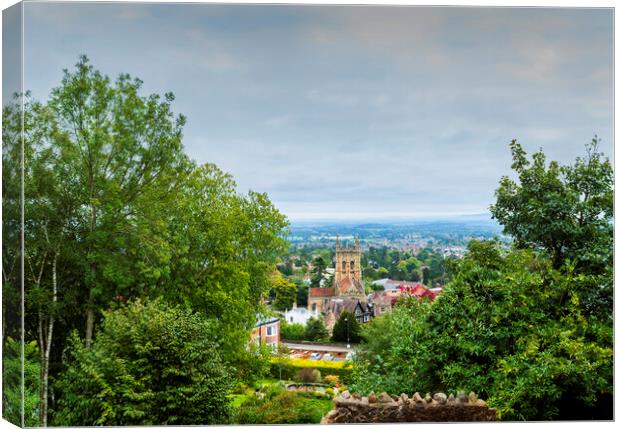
[283,303,318,325]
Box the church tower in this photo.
[334,237,365,298]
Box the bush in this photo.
[324,374,340,387]
[2,337,40,427]
[305,317,329,341]
[54,299,234,425]
[298,367,321,383]
[351,242,613,420]
[331,310,361,343]
[234,385,333,424]
[281,320,306,341]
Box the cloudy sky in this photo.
[13,2,614,220]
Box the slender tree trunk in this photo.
[85,185,97,348]
[85,302,94,349]
[38,311,45,427]
[40,252,57,427]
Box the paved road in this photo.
[281,341,357,353]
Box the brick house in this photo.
[251,316,280,351]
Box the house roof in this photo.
[398,284,438,301]
[324,298,371,319]
[309,287,335,297]
[255,316,280,328]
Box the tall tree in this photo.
[161,162,288,367]
[272,272,297,311]
[310,256,327,288]
[47,56,188,346]
[491,138,613,271]
[331,310,361,343]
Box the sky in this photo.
[9,2,615,220]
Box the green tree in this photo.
[491,138,613,321]
[280,320,306,341]
[304,317,329,342]
[295,279,309,307]
[162,162,288,367]
[2,338,41,427]
[351,139,614,420]
[351,242,612,420]
[272,272,297,311]
[54,299,233,426]
[310,256,327,288]
[48,56,188,346]
[331,311,361,344]
[491,138,612,272]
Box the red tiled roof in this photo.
[398,284,439,301]
[309,287,335,297]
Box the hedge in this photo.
[269,358,353,384]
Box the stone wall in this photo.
[321,390,496,423]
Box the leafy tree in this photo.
[304,317,329,342]
[352,242,612,420]
[2,338,41,427]
[54,299,233,426]
[310,256,327,288]
[47,56,188,346]
[351,142,613,420]
[491,138,612,272]
[272,272,298,311]
[331,310,361,343]
[491,138,613,321]
[163,162,288,365]
[280,320,306,341]
[294,278,309,307]
[421,266,430,285]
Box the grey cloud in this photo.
[20,3,613,220]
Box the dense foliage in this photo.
[362,246,453,286]
[351,141,613,421]
[280,320,306,341]
[331,310,362,343]
[2,57,288,426]
[304,316,329,342]
[233,383,333,424]
[54,299,234,425]
[2,338,41,427]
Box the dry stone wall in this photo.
[321,390,496,423]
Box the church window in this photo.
[312,303,317,312]
[351,261,355,270]
[342,261,346,270]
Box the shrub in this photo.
[331,311,361,343]
[298,367,321,383]
[2,337,40,427]
[305,317,329,341]
[281,321,306,341]
[234,388,333,424]
[324,374,340,387]
[54,299,234,425]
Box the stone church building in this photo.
[308,237,372,332]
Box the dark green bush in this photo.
[280,320,306,341]
[54,299,234,425]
